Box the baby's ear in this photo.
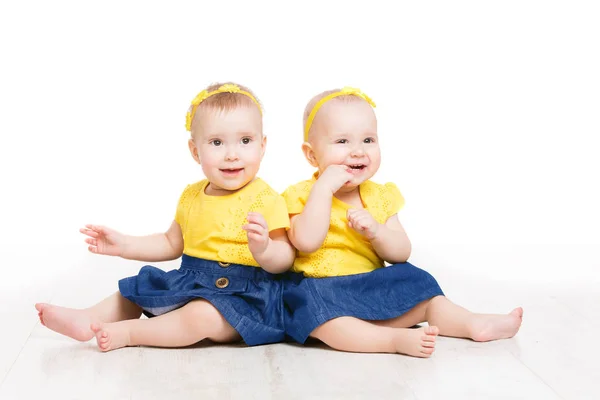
[301,142,318,168]
[260,134,267,160]
[188,138,201,165]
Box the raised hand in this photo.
[79,224,126,256]
[315,164,354,194]
[347,209,380,240]
[242,212,270,257]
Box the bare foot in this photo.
[37,311,45,326]
[34,303,95,342]
[394,325,439,358]
[469,307,523,342]
[91,322,131,352]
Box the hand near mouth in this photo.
[316,164,355,194]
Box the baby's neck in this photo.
[334,186,363,209]
[205,178,256,196]
[205,184,239,196]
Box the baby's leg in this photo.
[371,299,430,329]
[425,296,523,341]
[91,299,241,352]
[376,296,523,341]
[35,292,142,342]
[310,317,439,358]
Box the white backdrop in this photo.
[1,1,598,286]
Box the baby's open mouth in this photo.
[220,168,243,174]
[347,164,366,170]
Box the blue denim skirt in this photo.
[118,255,286,346]
[283,262,444,344]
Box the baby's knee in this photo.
[182,299,238,342]
[182,299,224,324]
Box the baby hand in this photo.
[79,224,126,256]
[347,209,380,240]
[316,164,354,194]
[243,212,270,256]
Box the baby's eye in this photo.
[364,137,376,144]
[241,137,251,145]
[336,139,348,144]
[210,139,222,146]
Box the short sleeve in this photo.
[175,185,190,226]
[281,181,312,215]
[174,182,203,229]
[262,195,290,231]
[384,182,405,218]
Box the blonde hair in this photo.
[187,82,262,134]
[303,88,372,141]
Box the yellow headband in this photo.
[185,84,262,131]
[303,86,376,141]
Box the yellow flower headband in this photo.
[304,86,376,141]
[185,83,262,131]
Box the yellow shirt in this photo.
[175,178,290,267]
[282,176,404,277]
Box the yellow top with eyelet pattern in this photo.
[282,175,404,277]
[176,178,289,266]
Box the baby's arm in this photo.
[346,210,411,263]
[120,220,184,262]
[370,214,412,263]
[244,213,295,273]
[81,220,184,262]
[255,228,295,274]
[287,183,334,253]
[286,165,353,253]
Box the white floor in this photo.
[1,244,598,400]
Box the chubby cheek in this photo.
[198,150,222,169]
[200,162,218,179]
[319,147,348,166]
[244,148,264,167]
[367,149,381,166]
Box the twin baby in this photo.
[36,83,523,358]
